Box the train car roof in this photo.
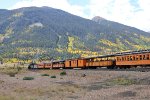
[83,49,150,58]
[64,49,150,60]
[83,54,116,59]
[115,49,150,56]
[52,60,65,63]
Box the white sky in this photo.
[8,0,150,32]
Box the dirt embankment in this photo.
[0,67,150,100]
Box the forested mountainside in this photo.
[0,7,150,61]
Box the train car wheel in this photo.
[124,67,127,69]
[28,65,31,69]
[114,66,118,69]
[28,64,34,69]
[107,66,114,69]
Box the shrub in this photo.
[51,75,56,78]
[112,78,135,85]
[17,66,22,71]
[60,71,67,76]
[23,77,34,80]
[5,70,18,77]
[8,72,16,77]
[41,74,49,76]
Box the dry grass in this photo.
[0,68,18,77]
[0,67,27,77]
[0,95,15,100]
[13,84,83,99]
[109,77,135,85]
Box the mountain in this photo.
[92,16,148,36]
[91,16,150,50]
[0,7,150,61]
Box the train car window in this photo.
[116,57,119,61]
[126,56,128,61]
[118,57,120,61]
[133,56,135,60]
[136,55,139,60]
[120,57,121,61]
[140,55,142,60]
[124,56,126,61]
[124,57,126,61]
[129,56,131,61]
[123,57,125,61]
[119,57,121,61]
[146,54,149,60]
[130,56,132,61]
[127,56,129,61]
[118,57,119,61]
[143,55,146,60]
[122,57,124,61]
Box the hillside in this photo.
[0,7,150,61]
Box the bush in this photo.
[8,72,16,77]
[51,75,56,78]
[17,66,22,71]
[60,71,67,76]
[5,70,18,77]
[41,74,49,76]
[23,77,34,80]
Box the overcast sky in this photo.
[0,0,150,32]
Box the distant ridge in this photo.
[92,16,106,22]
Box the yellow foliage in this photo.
[99,39,117,47]
[67,36,74,52]
[11,40,32,45]
[13,13,23,17]
[140,35,150,42]
[56,48,64,52]
[5,28,14,36]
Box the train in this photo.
[28,49,150,69]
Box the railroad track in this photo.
[94,67,150,72]
[29,67,150,72]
